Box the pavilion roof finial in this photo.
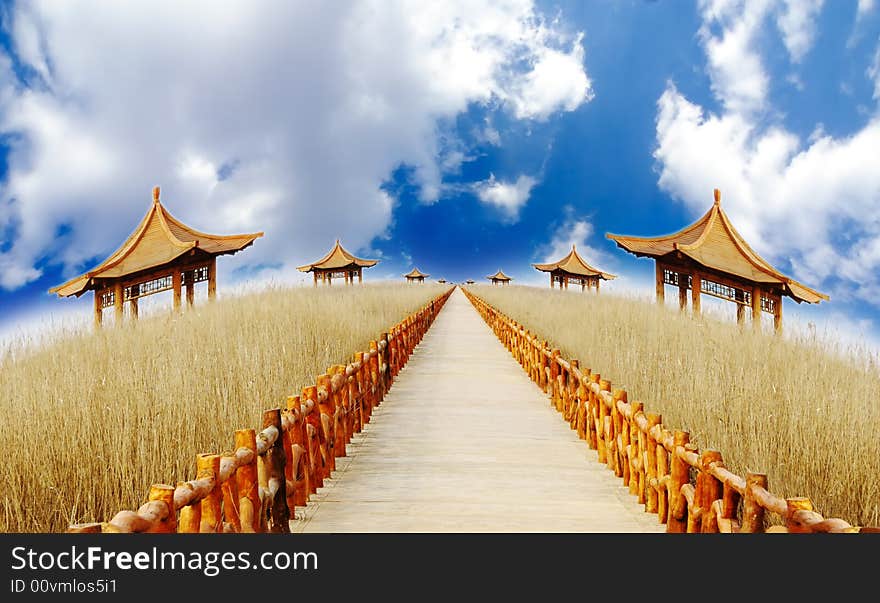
[153,186,160,204]
[714,188,721,206]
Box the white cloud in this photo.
[698,0,774,115]
[775,0,824,63]
[0,0,592,292]
[654,4,880,308]
[507,34,593,120]
[858,0,875,20]
[474,173,537,221]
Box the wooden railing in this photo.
[462,287,874,534]
[67,287,455,534]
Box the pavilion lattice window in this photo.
[183,265,209,285]
[124,275,174,301]
[99,289,115,309]
[761,295,776,315]
[700,278,752,306]
[663,269,692,289]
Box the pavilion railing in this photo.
[67,287,455,534]
[461,287,875,534]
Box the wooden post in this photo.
[129,298,139,320]
[667,430,690,533]
[645,413,661,514]
[752,285,762,332]
[656,430,669,524]
[597,379,611,464]
[207,257,217,300]
[198,453,222,533]
[303,386,326,488]
[220,450,241,533]
[114,281,124,323]
[741,472,768,533]
[691,272,701,317]
[313,272,318,287]
[316,374,336,473]
[286,395,310,505]
[627,402,643,497]
[263,408,290,533]
[567,359,579,426]
[358,269,362,283]
[550,273,554,288]
[736,303,745,325]
[145,484,177,533]
[185,271,194,307]
[234,429,260,533]
[698,450,723,533]
[773,296,782,334]
[655,263,665,304]
[172,267,182,312]
[678,272,688,311]
[94,289,103,328]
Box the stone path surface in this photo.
[291,288,666,533]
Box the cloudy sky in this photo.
[1,0,880,349]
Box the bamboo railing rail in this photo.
[461,287,871,534]
[67,287,455,534]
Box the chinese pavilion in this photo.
[404,267,429,283]
[533,244,616,291]
[297,240,378,286]
[49,187,263,327]
[606,189,828,332]
[487,269,512,286]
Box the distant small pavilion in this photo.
[298,240,378,286]
[404,267,429,283]
[437,278,447,284]
[606,189,828,332]
[487,269,512,286]
[533,244,616,292]
[49,187,263,327]
[465,279,475,285]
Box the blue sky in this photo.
[2,1,880,350]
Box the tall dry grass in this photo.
[0,282,447,533]
[468,284,880,528]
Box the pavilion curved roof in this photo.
[49,187,263,298]
[487,269,512,281]
[606,189,827,304]
[404,267,429,278]
[533,245,616,280]
[297,240,379,272]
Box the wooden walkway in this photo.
[292,288,666,533]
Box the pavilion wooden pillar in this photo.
[737,303,745,325]
[114,281,124,323]
[550,273,554,289]
[773,296,782,334]
[655,263,665,305]
[678,272,688,311]
[358,269,362,283]
[94,289,103,328]
[130,298,139,320]
[691,272,701,317]
[172,267,182,312]
[208,257,217,300]
[185,271,194,307]
[751,285,762,332]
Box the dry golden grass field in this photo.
[468,284,880,528]
[0,282,446,533]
